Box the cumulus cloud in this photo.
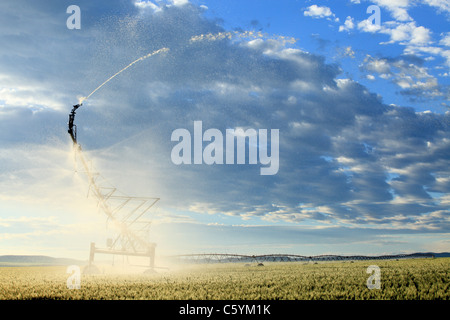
[380,22,431,45]
[352,0,450,72]
[361,54,449,101]
[373,0,412,21]
[352,1,449,96]
[339,16,355,32]
[135,0,189,11]
[423,0,450,14]
[357,19,432,47]
[134,0,162,12]
[440,32,450,47]
[304,5,339,22]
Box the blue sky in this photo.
[0,0,449,260]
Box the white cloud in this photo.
[361,55,391,75]
[382,22,413,42]
[339,16,355,32]
[357,19,432,48]
[404,45,450,68]
[409,25,432,45]
[134,0,161,12]
[352,1,450,70]
[440,32,450,47]
[171,0,189,6]
[304,5,338,21]
[381,22,431,45]
[373,0,412,21]
[134,0,189,12]
[423,0,450,14]
[357,18,382,33]
[0,85,63,111]
[361,54,446,100]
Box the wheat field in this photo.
[0,258,448,300]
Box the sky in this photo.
[0,0,449,261]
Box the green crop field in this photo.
[0,258,448,300]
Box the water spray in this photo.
[68,47,169,145]
[78,47,169,105]
[67,48,168,273]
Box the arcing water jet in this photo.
[67,48,168,273]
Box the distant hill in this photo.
[0,255,86,267]
[0,252,448,267]
[426,252,450,258]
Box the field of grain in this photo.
[0,258,448,300]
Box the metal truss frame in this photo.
[72,144,159,272]
[169,252,435,264]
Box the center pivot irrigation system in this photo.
[168,252,435,265]
[68,104,160,274]
[66,49,172,273]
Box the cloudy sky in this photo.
[0,0,449,260]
